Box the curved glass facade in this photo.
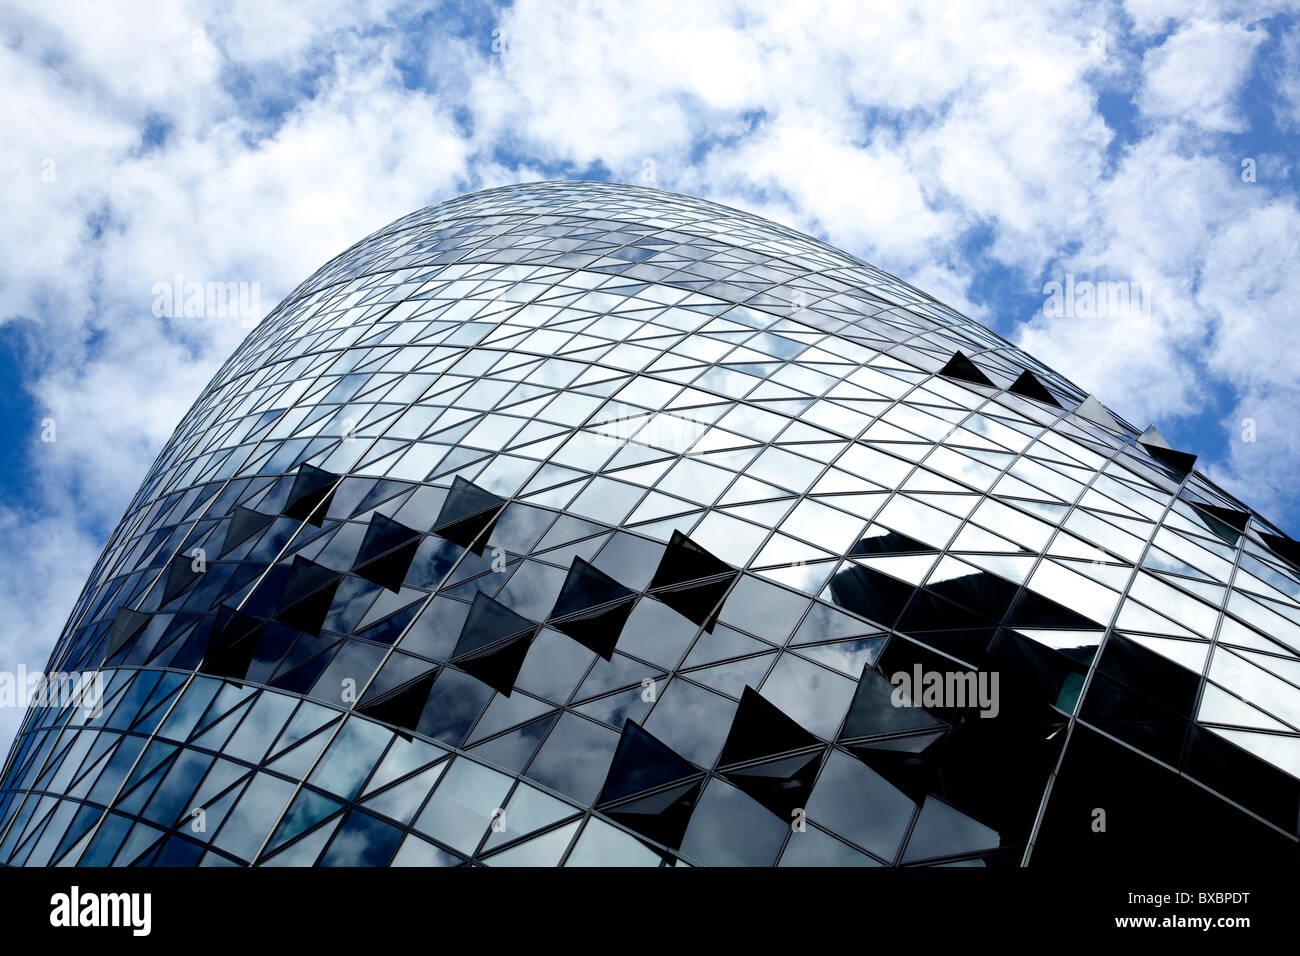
[2,180,1297,867]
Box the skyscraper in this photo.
[2,181,1296,867]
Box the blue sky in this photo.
[2,0,1300,751]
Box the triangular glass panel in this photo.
[603,778,702,852]
[160,557,203,605]
[432,475,505,553]
[450,591,539,695]
[1138,424,1170,448]
[272,556,343,636]
[357,670,439,734]
[283,464,339,526]
[352,513,423,592]
[797,637,887,678]
[722,750,822,821]
[648,529,733,589]
[826,563,915,629]
[220,506,273,556]
[843,728,948,806]
[1005,589,1102,630]
[1138,439,1196,477]
[938,350,994,387]
[790,601,881,644]
[1190,502,1248,536]
[265,789,346,856]
[1075,394,1122,432]
[1261,533,1300,569]
[597,718,702,805]
[646,530,737,631]
[106,608,150,661]
[718,685,821,766]
[839,667,946,740]
[850,526,937,556]
[901,794,1002,863]
[198,606,265,680]
[1007,369,1061,407]
[547,557,638,659]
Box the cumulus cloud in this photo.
[1136,19,1265,133]
[1273,28,1300,132]
[1014,133,1245,423]
[1197,203,1300,514]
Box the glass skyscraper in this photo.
[2,181,1296,867]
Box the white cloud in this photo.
[1013,133,1244,423]
[0,504,104,755]
[1196,203,1300,514]
[479,0,1116,278]
[1274,29,1300,132]
[8,51,475,523]
[1137,19,1265,133]
[1124,0,1300,36]
[1201,203,1300,386]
